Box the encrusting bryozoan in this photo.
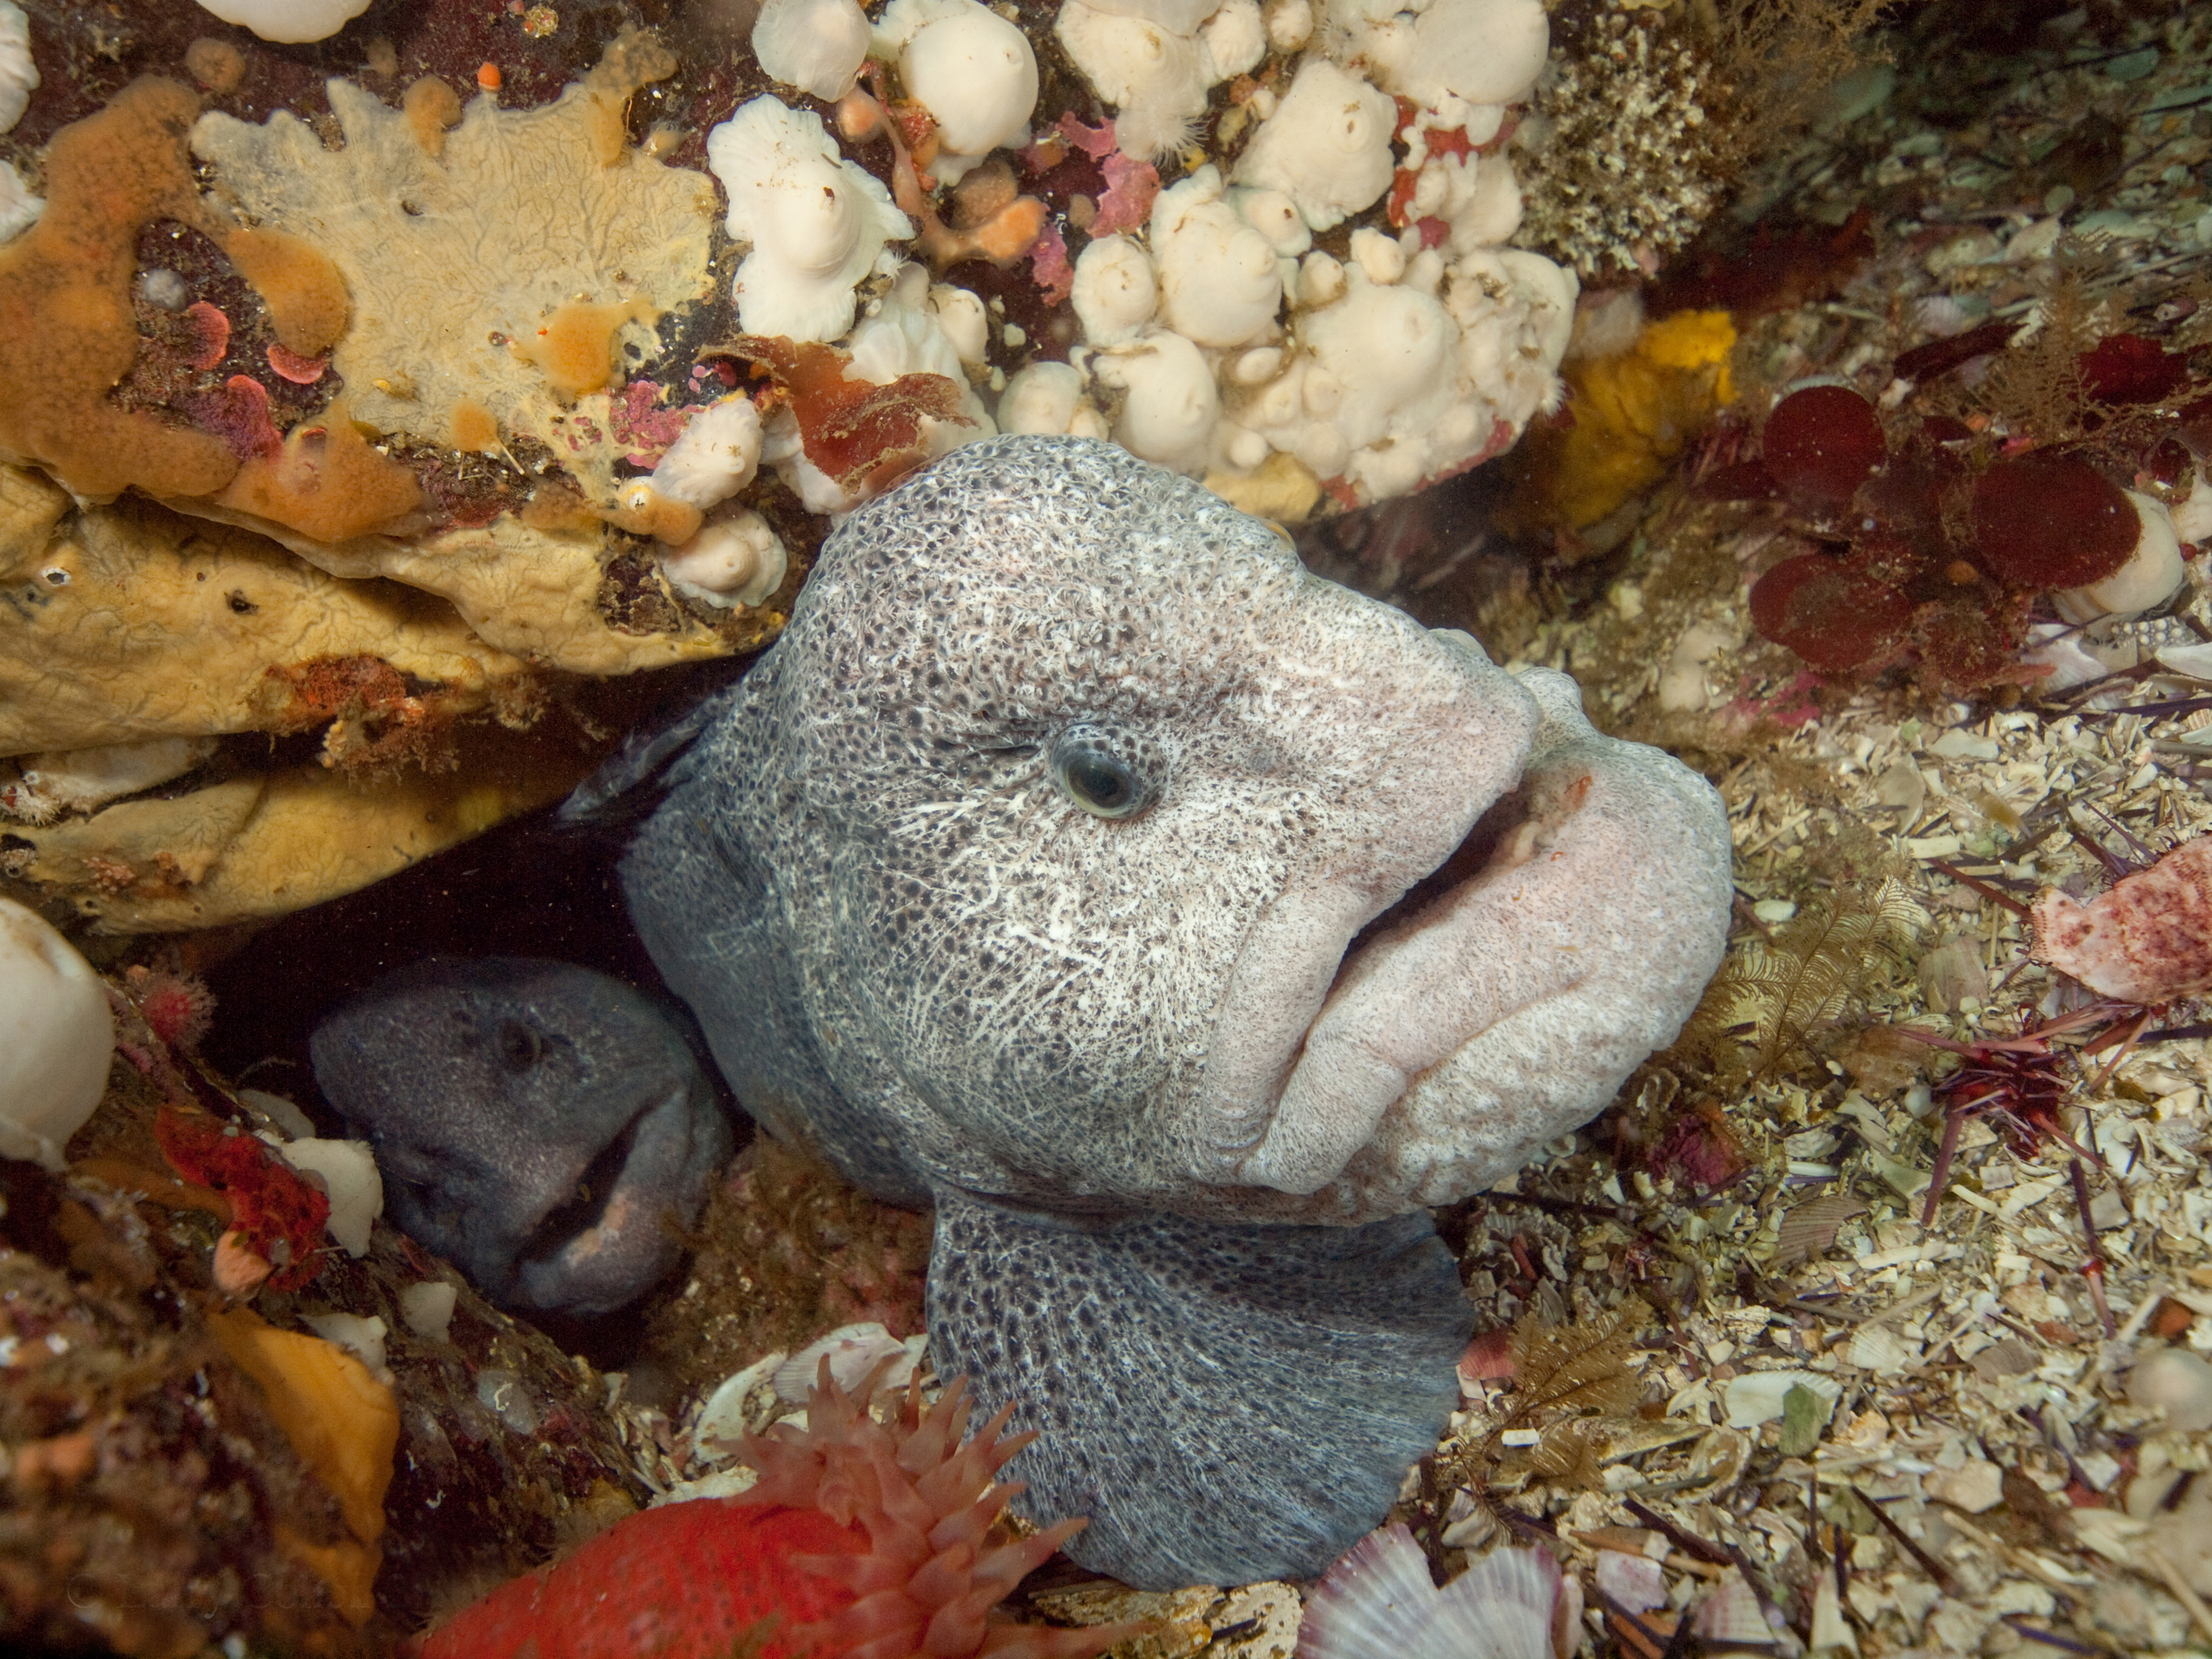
[751,0,873,102]
[707,96,913,344]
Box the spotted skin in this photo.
[599,436,1731,1585]
[312,957,731,1316]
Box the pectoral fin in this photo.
[925,1187,1470,1589]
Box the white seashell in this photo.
[693,1350,789,1451]
[1721,1368,1841,1429]
[1296,1522,1566,1659]
[1690,1569,1771,1646]
[303,1312,389,1380]
[772,1321,923,1402]
[2129,1346,2212,1433]
[1593,1548,1665,1616]
[275,1138,383,1257]
[397,1281,457,1344]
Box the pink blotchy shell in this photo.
[2030,835,2212,1004]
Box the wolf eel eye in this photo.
[1050,727,1153,820]
[495,1019,544,1071]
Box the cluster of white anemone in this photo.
[1025,0,1575,507]
[684,0,1575,540]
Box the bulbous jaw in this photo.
[1197,663,1734,1215]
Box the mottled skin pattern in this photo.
[312,958,731,1316]
[603,436,1732,1585]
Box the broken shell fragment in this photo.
[770,1320,924,1401]
[2030,833,2212,1004]
[708,96,914,344]
[2128,1347,2212,1432]
[875,0,1040,182]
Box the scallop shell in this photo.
[1297,1523,1569,1659]
[772,1322,925,1402]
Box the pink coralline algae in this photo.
[2032,835,2212,1005]
[1054,114,1117,159]
[265,341,327,385]
[190,375,283,462]
[609,379,704,467]
[1093,151,1160,237]
[1030,223,1073,306]
[184,300,231,371]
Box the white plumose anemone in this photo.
[751,0,873,101]
[0,1,37,134]
[1201,0,1266,78]
[875,0,1040,182]
[1054,0,1210,162]
[1151,166,1282,349]
[0,898,113,1172]
[662,511,790,609]
[997,361,1111,439]
[707,96,913,344]
[1091,328,1219,474]
[929,284,991,365]
[649,397,763,510]
[192,0,371,43]
[1231,58,1397,232]
[1320,0,1548,110]
[1071,234,1160,347]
